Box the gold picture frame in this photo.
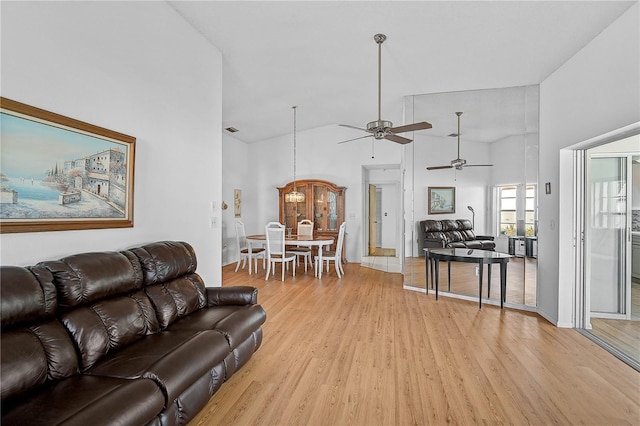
[0,97,135,233]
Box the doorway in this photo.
[573,132,640,370]
[362,166,401,273]
[368,184,397,257]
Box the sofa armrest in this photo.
[423,239,446,249]
[475,235,495,241]
[206,286,258,306]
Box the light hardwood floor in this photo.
[190,263,639,425]
[589,281,640,364]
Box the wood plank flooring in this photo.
[190,263,640,425]
[588,281,640,364]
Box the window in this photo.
[525,185,536,236]
[499,186,517,236]
[497,184,536,236]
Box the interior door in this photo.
[587,155,631,320]
[376,188,382,247]
[369,184,377,255]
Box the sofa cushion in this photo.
[479,240,497,250]
[86,330,229,403]
[1,265,57,329]
[129,241,197,285]
[168,304,266,350]
[60,291,160,371]
[1,321,79,403]
[422,220,443,232]
[464,240,484,249]
[441,219,460,232]
[144,276,207,329]
[1,266,79,404]
[41,251,144,310]
[2,375,164,426]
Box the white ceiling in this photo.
[170,1,635,144]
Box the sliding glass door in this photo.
[587,155,631,320]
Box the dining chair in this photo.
[265,222,297,281]
[287,220,314,272]
[315,221,346,278]
[235,220,265,273]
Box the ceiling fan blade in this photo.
[390,122,432,134]
[426,165,454,170]
[463,164,494,167]
[339,124,371,133]
[384,133,412,144]
[338,134,374,144]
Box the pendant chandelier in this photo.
[285,106,305,203]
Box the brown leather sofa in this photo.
[1,241,266,426]
[418,219,496,251]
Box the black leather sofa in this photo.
[418,219,496,251]
[1,241,266,426]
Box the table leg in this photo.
[248,243,253,275]
[478,261,483,309]
[447,261,451,292]
[434,259,440,300]
[424,251,429,295]
[430,258,435,290]
[500,261,508,309]
[317,244,323,279]
[487,264,492,298]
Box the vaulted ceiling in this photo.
[170,1,635,143]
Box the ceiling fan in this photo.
[426,112,493,170]
[338,34,432,145]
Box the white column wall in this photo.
[538,3,640,326]
[0,2,224,285]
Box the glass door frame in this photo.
[585,153,633,323]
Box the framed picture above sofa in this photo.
[428,186,455,214]
[0,97,136,233]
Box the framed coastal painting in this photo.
[428,186,455,214]
[0,97,135,233]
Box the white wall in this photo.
[412,134,492,236]
[221,132,252,266]
[223,123,403,263]
[539,3,640,325]
[634,161,640,210]
[0,2,224,285]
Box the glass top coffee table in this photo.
[424,248,511,309]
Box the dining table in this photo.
[246,234,335,278]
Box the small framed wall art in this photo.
[428,186,455,214]
[0,97,136,233]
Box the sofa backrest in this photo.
[1,241,209,380]
[420,219,479,248]
[41,251,161,372]
[130,241,208,329]
[422,220,446,242]
[456,219,476,241]
[1,266,79,404]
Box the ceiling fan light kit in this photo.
[426,111,493,171]
[338,34,432,145]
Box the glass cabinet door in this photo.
[313,186,326,231]
[283,187,307,231]
[314,186,339,231]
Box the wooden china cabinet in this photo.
[277,179,346,253]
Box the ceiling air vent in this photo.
[225,127,239,133]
